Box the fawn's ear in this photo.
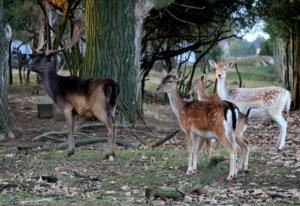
[208,60,218,69]
[200,74,206,81]
[175,76,184,83]
[225,62,234,70]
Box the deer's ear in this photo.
[175,76,184,82]
[226,62,234,70]
[201,74,206,81]
[208,60,217,69]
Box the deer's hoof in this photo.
[277,143,285,151]
[104,152,115,160]
[186,169,193,175]
[226,175,233,181]
[109,155,114,161]
[67,149,75,157]
[226,174,237,181]
[243,169,249,174]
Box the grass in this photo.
[0,146,225,205]
[1,140,297,205]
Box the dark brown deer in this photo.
[29,21,119,159]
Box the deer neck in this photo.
[217,77,229,100]
[197,85,206,100]
[40,69,60,100]
[166,87,184,119]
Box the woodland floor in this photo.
[0,85,300,206]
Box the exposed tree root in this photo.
[145,156,226,202]
[54,136,137,150]
[150,130,180,148]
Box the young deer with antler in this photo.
[192,74,252,171]
[30,21,119,159]
[210,60,291,150]
[157,75,250,180]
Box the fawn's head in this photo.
[157,75,178,93]
[209,60,233,80]
[193,74,206,89]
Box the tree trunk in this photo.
[82,0,155,123]
[292,22,300,109]
[0,0,14,140]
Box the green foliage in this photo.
[205,45,224,62]
[260,38,273,56]
[4,0,40,40]
[154,0,174,9]
[257,0,300,40]
[229,39,256,57]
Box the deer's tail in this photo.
[104,80,119,107]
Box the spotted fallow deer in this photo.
[157,75,247,180]
[29,20,119,159]
[192,74,252,171]
[210,60,291,150]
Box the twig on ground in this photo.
[124,128,147,145]
[54,136,137,150]
[288,131,300,134]
[0,181,48,192]
[0,147,17,153]
[20,198,53,205]
[77,123,103,131]
[145,156,225,202]
[32,131,67,141]
[150,130,180,148]
[145,186,185,202]
[13,110,37,115]
[73,171,99,181]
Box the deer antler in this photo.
[45,20,84,55]
[33,23,47,54]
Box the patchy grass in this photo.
[1,139,299,205]
[0,146,218,205]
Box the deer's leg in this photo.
[243,143,250,172]
[64,108,76,156]
[191,136,200,173]
[215,129,237,180]
[95,111,116,161]
[269,112,287,150]
[184,129,194,175]
[203,139,212,160]
[235,136,248,172]
[192,138,206,173]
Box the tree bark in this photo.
[292,22,300,109]
[82,0,157,123]
[0,0,14,140]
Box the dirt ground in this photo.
[0,85,300,205]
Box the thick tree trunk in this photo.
[0,0,14,140]
[292,22,300,109]
[82,0,154,123]
[273,23,300,109]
